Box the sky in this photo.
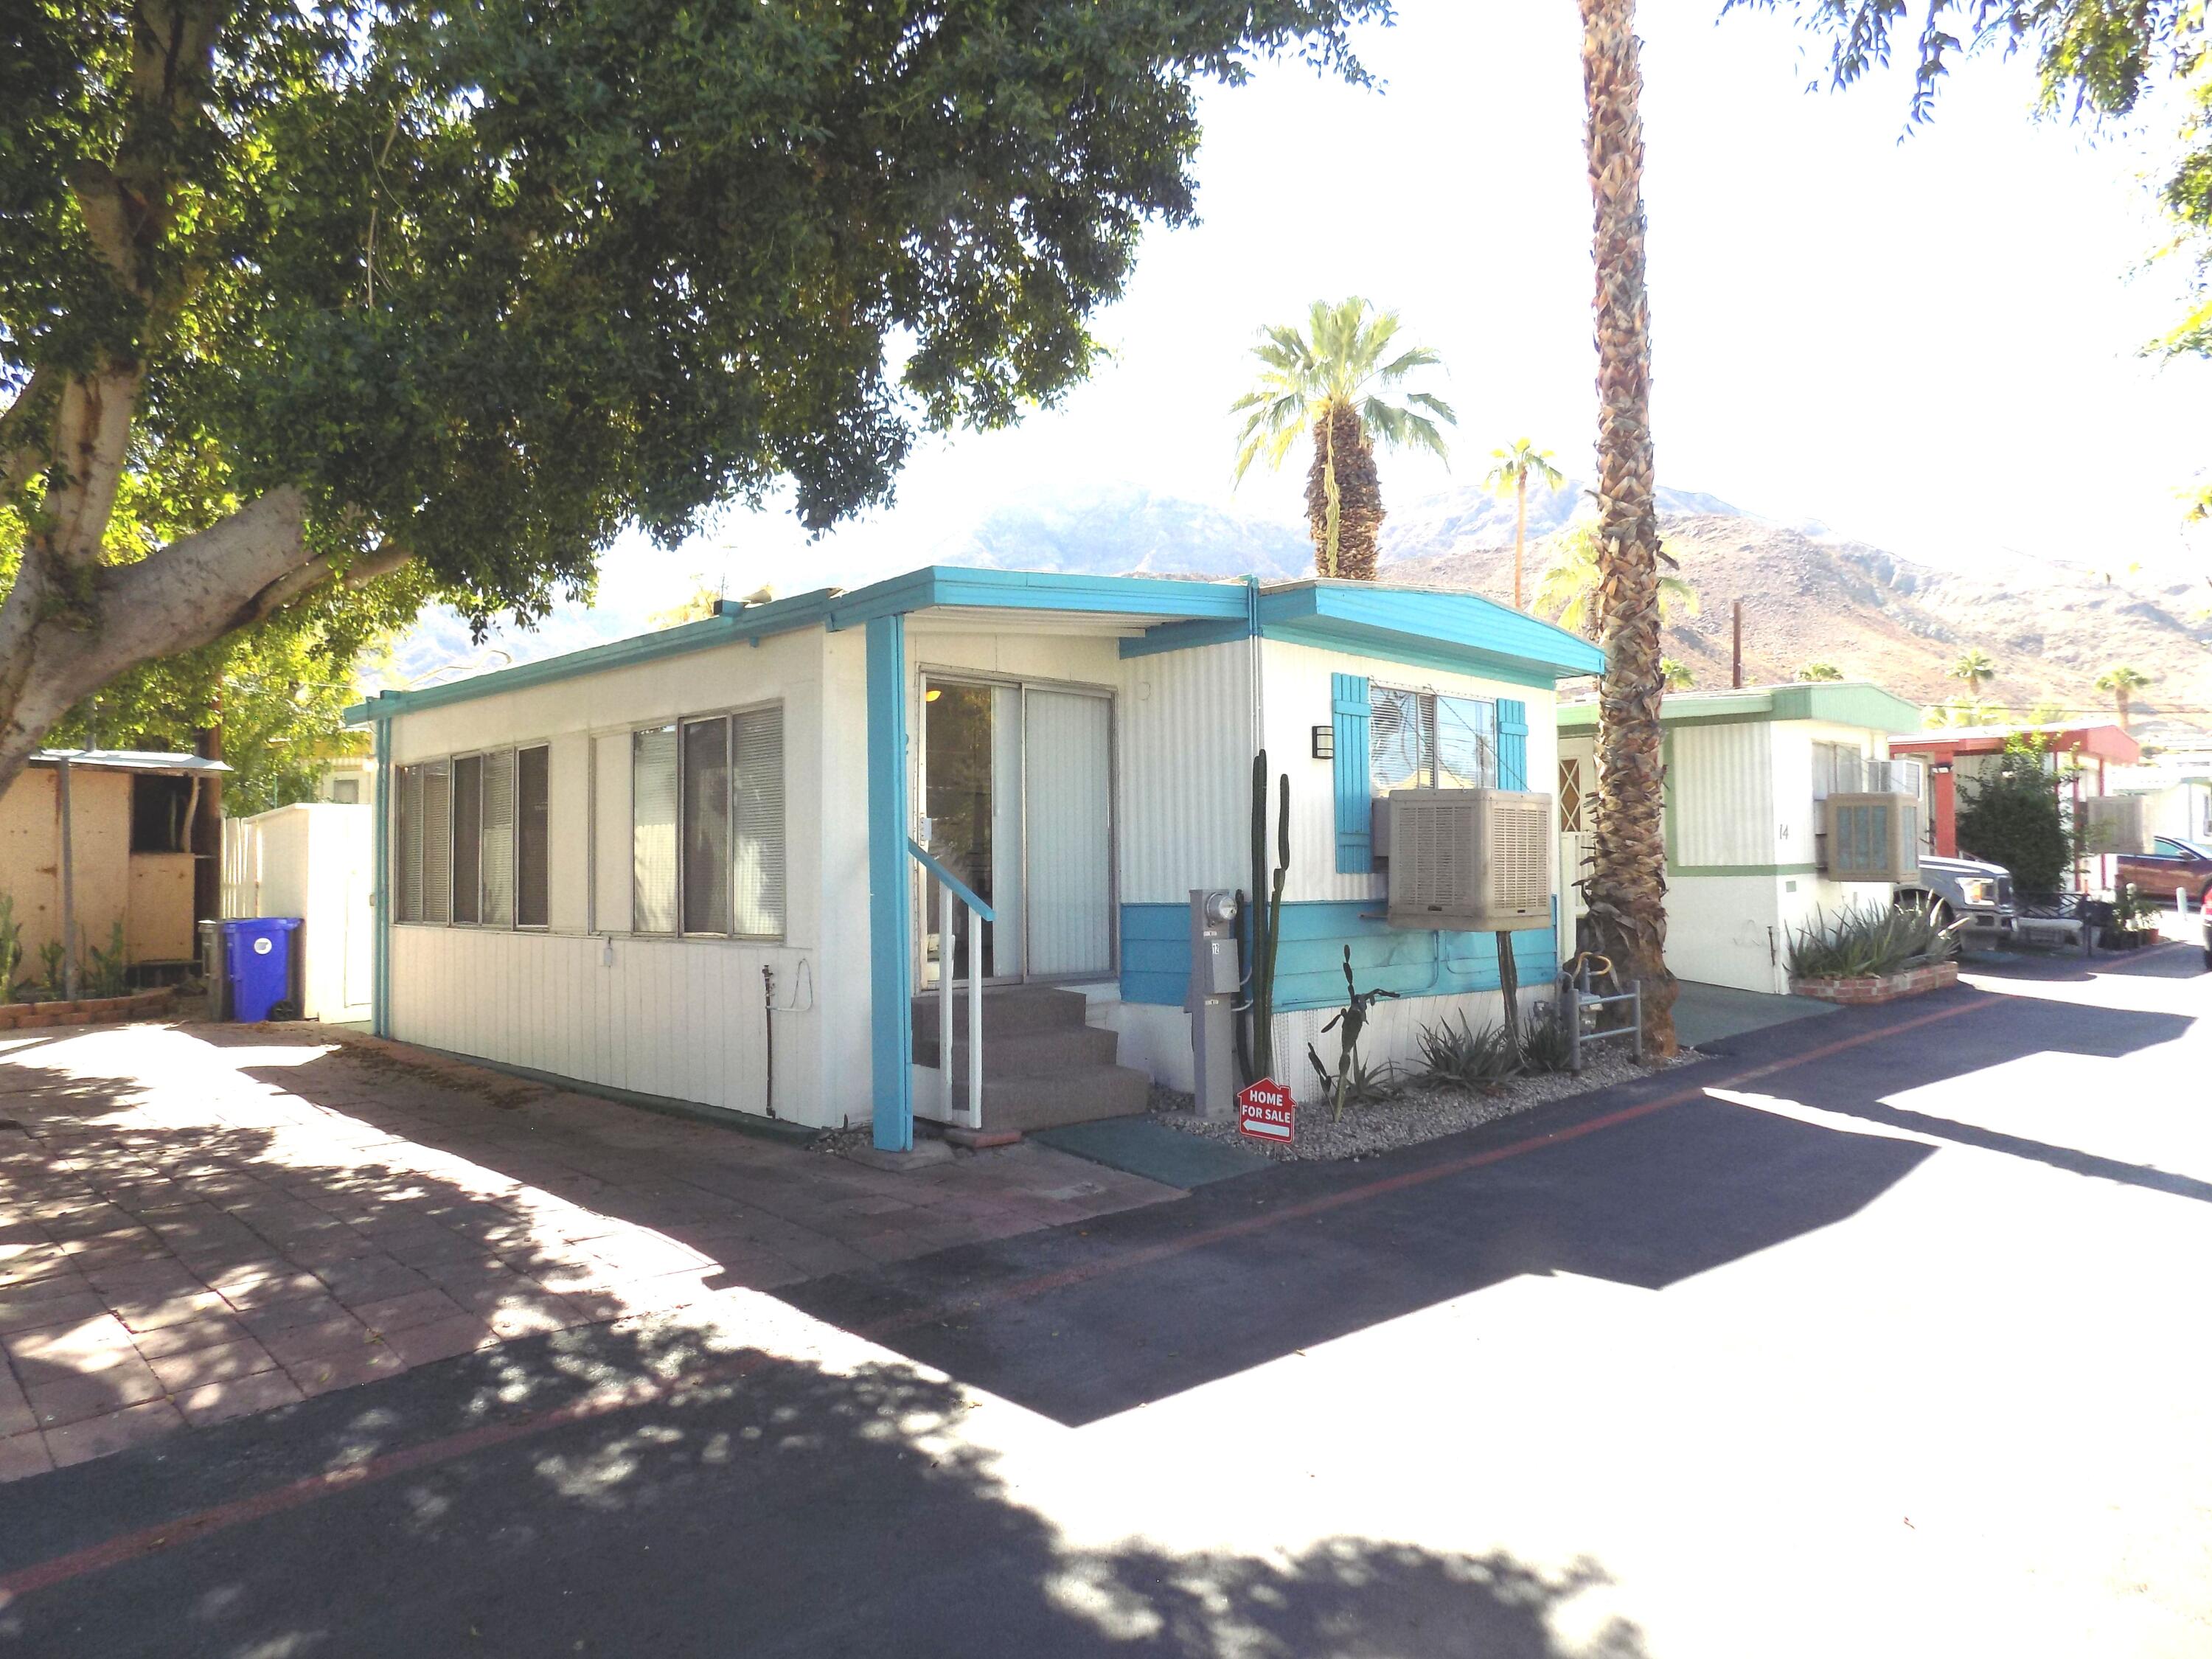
[554,4,2212,625]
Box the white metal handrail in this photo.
[908,838,993,1132]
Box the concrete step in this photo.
[911,984,1091,1040]
[913,1023,1121,1079]
[975,1063,1153,1135]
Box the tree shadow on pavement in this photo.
[0,1311,1649,1659]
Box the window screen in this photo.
[420,761,453,925]
[480,748,515,927]
[732,706,785,938]
[1436,697,1498,788]
[396,765,425,923]
[516,745,549,928]
[451,753,484,923]
[632,726,679,933]
[681,717,732,934]
[1369,686,1430,793]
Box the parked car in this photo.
[2116,835,2212,910]
[2202,883,2211,971]
[1899,853,2016,939]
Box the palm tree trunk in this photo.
[1305,404,1384,582]
[2116,689,2130,731]
[1579,0,1677,1057]
[1513,475,1528,611]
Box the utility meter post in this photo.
[1187,888,1242,1120]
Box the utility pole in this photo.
[192,695,224,923]
[57,756,80,1000]
[1731,600,1744,690]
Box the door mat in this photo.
[1031,1117,1269,1189]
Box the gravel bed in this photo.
[1149,1049,1695,1163]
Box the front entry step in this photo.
[911,985,1150,1135]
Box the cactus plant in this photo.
[1245,751,1291,1083]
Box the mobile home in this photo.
[1557,684,1925,995]
[349,568,1604,1152]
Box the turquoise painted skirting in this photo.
[1121,901,1557,1012]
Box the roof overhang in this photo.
[345,565,1605,726]
[1892,721,2143,765]
[1557,681,1924,736]
[28,748,232,776]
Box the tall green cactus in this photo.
[1246,752,1290,1082]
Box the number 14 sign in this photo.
[1237,1078,1295,1145]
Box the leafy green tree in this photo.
[0,0,1387,791]
[1660,657,1694,690]
[2094,664,2152,730]
[1481,439,1566,611]
[1230,299,1456,580]
[1955,740,2071,894]
[1795,660,1844,681]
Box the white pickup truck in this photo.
[1899,854,2016,941]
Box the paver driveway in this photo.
[0,1020,1172,1480]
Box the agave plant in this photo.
[1414,1011,1521,1088]
[1786,902,1960,981]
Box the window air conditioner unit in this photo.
[1383,788,1553,932]
[1822,793,1921,883]
[2079,794,2150,856]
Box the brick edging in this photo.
[1789,961,1961,1006]
[0,986,176,1032]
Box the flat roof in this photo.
[1892,720,2141,765]
[28,749,232,775]
[347,566,1607,724]
[1556,681,1924,736]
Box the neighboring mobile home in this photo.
[1557,684,1926,996]
[1893,719,2143,891]
[347,568,1604,1151]
[0,749,229,987]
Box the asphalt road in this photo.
[4,946,2208,1658]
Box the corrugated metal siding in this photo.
[1674,721,1775,866]
[387,927,832,1124]
[1116,639,1252,902]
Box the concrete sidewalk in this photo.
[0,1020,1174,1481]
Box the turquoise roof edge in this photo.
[345,565,1600,724]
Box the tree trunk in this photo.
[1578,0,1678,1057]
[1304,403,1383,581]
[1512,475,1528,611]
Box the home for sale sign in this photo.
[1237,1078,1294,1144]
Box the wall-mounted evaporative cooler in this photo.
[1377,787,1554,932]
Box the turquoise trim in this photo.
[1498,698,1528,791]
[1557,681,1924,737]
[908,838,995,922]
[1119,900,1557,1012]
[371,717,392,1037]
[866,616,914,1152]
[349,567,1603,727]
[1332,673,1372,874]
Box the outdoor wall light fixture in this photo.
[1311,725,1334,759]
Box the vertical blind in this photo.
[516,745,549,928]
[681,717,732,935]
[731,706,785,938]
[451,754,483,924]
[420,762,453,924]
[480,747,515,926]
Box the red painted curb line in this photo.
[0,991,1999,1604]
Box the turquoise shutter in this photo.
[1332,672,1372,874]
[1498,699,1529,792]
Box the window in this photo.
[1371,687,1498,793]
[392,759,453,925]
[330,779,361,804]
[516,746,550,928]
[130,774,195,852]
[627,705,785,939]
[394,748,544,929]
[1558,758,1585,832]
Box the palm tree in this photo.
[1949,648,1997,695]
[1482,439,1566,611]
[2095,664,2152,730]
[1924,697,2006,729]
[1530,524,1697,640]
[1660,658,1694,690]
[1230,299,1455,580]
[1579,0,1677,1055]
[1795,661,1843,682]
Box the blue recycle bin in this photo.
[223,917,302,1022]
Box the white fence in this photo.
[218,804,373,1022]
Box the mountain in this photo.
[381,480,2212,744]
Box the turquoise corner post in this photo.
[370,712,392,1037]
[865,615,915,1152]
